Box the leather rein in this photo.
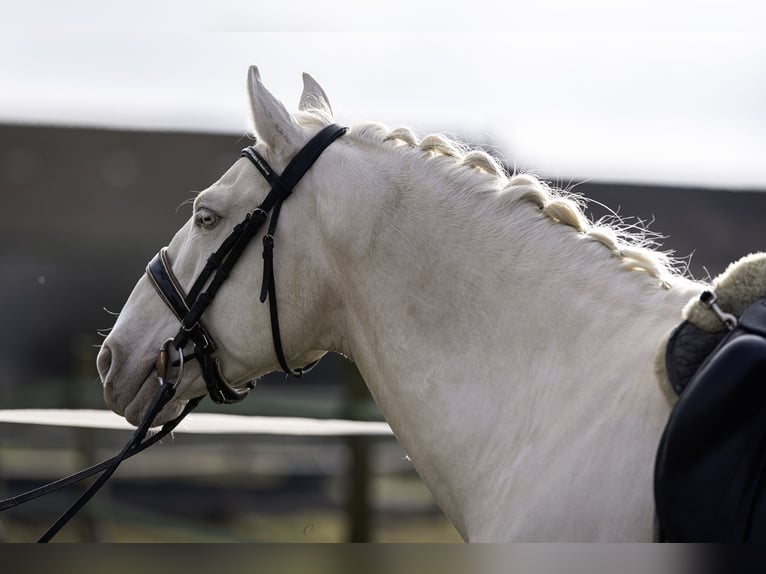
[0,123,348,541]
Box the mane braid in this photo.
[348,122,680,287]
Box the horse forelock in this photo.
[344,121,685,287]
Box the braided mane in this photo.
[343,121,682,287]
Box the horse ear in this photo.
[247,66,302,155]
[299,72,333,117]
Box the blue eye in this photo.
[195,208,218,228]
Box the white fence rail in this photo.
[0,409,393,436]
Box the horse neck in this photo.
[325,153,704,539]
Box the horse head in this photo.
[97,67,350,425]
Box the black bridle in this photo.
[0,123,348,541]
[146,123,348,403]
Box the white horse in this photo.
[97,66,705,541]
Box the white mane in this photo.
[340,120,681,287]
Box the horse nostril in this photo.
[97,344,113,383]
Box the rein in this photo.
[0,352,201,542]
[0,124,347,541]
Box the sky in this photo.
[1,0,764,188]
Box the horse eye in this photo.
[195,209,218,229]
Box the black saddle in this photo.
[655,297,766,541]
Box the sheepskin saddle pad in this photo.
[659,252,766,395]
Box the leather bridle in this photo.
[0,123,348,541]
[147,123,348,403]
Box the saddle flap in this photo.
[740,299,766,337]
[655,328,766,541]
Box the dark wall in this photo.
[581,182,765,281]
[1,123,764,385]
[1,124,245,382]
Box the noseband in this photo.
[146,124,348,404]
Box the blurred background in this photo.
[0,1,764,542]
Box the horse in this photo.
[97,66,706,541]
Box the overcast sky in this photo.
[1,0,764,188]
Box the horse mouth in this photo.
[101,365,153,416]
[100,343,181,427]
[126,390,187,427]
